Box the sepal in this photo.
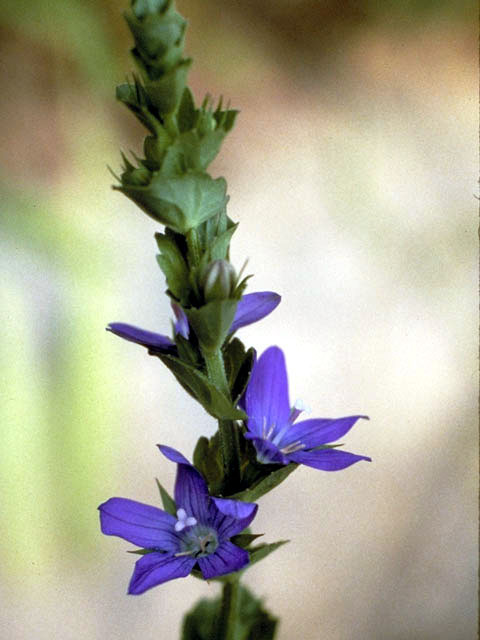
[177,87,196,132]
[230,533,264,548]
[155,478,176,515]
[127,548,157,555]
[247,539,289,568]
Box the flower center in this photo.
[176,524,219,558]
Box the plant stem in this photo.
[203,348,229,396]
[217,577,240,640]
[163,112,178,138]
[203,348,241,492]
[186,227,201,269]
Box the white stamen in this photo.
[175,508,197,532]
[280,440,306,455]
[265,423,275,440]
[260,415,276,441]
[294,398,311,413]
[289,397,312,424]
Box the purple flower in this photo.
[244,346,371,471]
[107,291,280,353]
[98,445,258,595]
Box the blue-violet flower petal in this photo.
[244,346,370,471]
[98,446,258,593]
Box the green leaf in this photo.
[131,0,167,20]
[207,223,238,261]
[228,463,298,502]
[158,354,246,420]
[125,6,187,76]
[155,478,176,515]
[146,59,192,114]
[117,171,228,234]
[224,337,246,390]
[159,102,239,173]
[193,433,223,495]
[196,129,228,169]
[247,540,289,568]
[182,584,278,640]
[160,132,199,175]
[232,346,255,405]
[192,436,209,472]
[127,547,157,555]
[187,299,238,352]
[143,135,168,169]
[174,334,201,367]
[155,231,189,302]
[160,129,231,174]
[116,79,167,137]
[196,210,232,256]
[182,597,218,640]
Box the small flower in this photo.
[106,291,281,353]
[98,445,258,595]
[243,346,371,470]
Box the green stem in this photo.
[217,577,240,640]
[163,112,178,138]
[203,348,229,396]
[203,349,241,492]
[186,227,201,269]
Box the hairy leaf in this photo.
[158,354,246,420]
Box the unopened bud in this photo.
[201,260,236,302]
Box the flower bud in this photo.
[196,109,216,137]
[121,164,151,187]
[201,260,237,303]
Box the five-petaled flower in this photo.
[107,291,280,354]
[98,445,258,595]
[243,346,371,470]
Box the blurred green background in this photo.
[1,1,477,638]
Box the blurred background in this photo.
[0,0,477,638]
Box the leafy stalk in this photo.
[202,348,241,493]
[217,577,240,640]
[110,2,281,636]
